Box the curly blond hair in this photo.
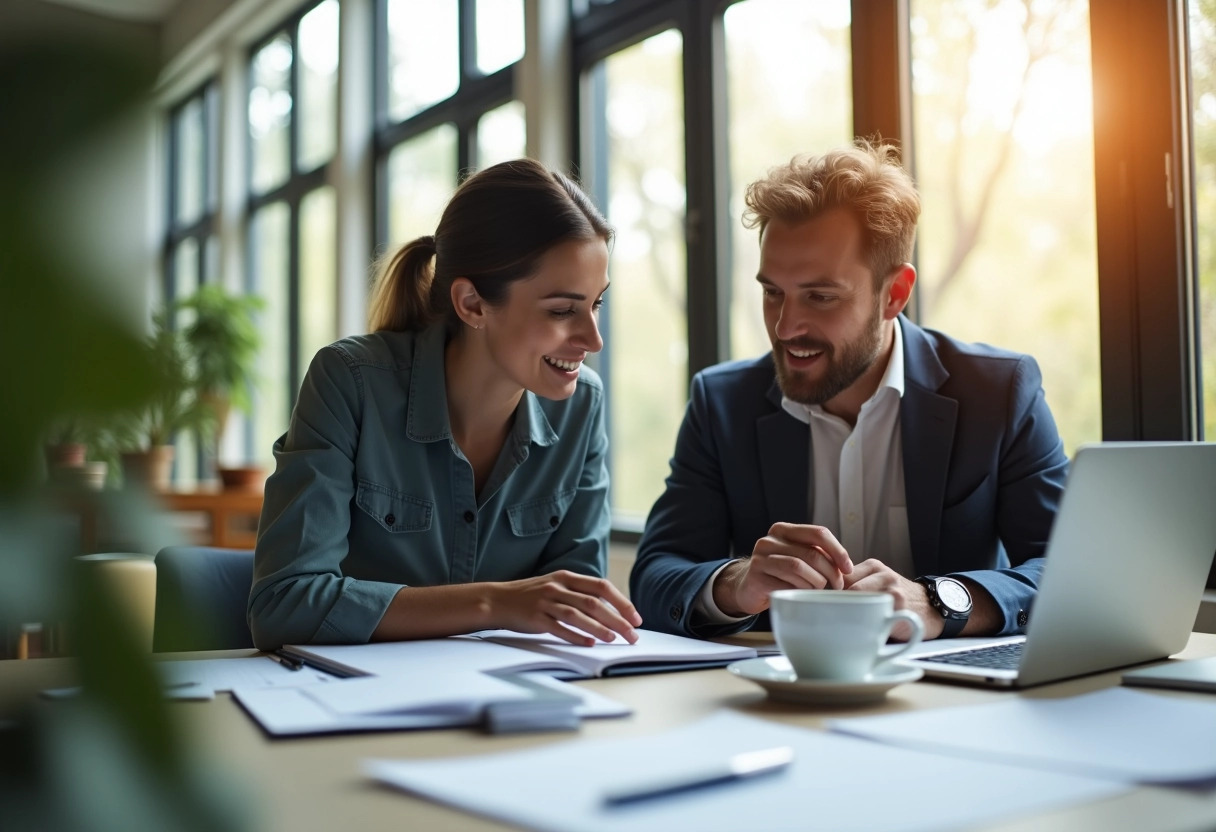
[743,138,920,286]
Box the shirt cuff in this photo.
[692,560,752,625]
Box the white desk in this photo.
[3,633,1216,832]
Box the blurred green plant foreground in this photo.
[0,37,251,832]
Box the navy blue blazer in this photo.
[630,316,1069,638]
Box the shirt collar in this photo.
[407,323,558,447]
[780,316,905,424]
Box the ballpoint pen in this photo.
[602,746,795,806]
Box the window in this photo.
[376,0,526,250]
[1193,0,1216,441]
[164,82,219,483]
[585,29,688,523]
[909,0,1100,454]
[247,0,341,469]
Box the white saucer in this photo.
[727,656,923,706]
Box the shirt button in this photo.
[847,512,857,523]
[670,604,683,621]
[384,514,395,526]
[1017,609,1029,627]
[549,515,559,527]
[464,510,475,523]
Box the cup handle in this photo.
[876,609,924,667]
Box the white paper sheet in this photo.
[365,711,1127,832]
[830,687,1216,783]
[300,670,532,716]
[232,687,460,735]
[154,656,335,696]
[231,671,630,736]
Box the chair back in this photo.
[153,546,254,652]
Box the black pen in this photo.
[271,649,304,671]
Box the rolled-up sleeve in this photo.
[534,384,610,577]
[248,346,405,649]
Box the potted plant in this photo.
[173,284,265,489]
[117,311,215,491]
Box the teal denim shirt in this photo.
[247,324,610,649]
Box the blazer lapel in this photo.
[758,378,810,525]
[899,319,957,576]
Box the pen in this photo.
[271,650,304,671]
[602,745,794,807]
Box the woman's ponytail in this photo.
[367,234,438,332]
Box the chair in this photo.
[153,546,255,652]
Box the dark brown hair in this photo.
[368,159,613,332]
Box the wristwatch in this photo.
[916,575,973,638]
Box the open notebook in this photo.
[280,628,761,680]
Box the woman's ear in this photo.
[450,278,487,330]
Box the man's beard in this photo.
[774,302,885,406]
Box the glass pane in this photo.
[386,0,459,122]
[250,33,294,194]
[299,186,338,382]
[910,0,1099,454]
[476,100,526,168]
[595,30,687,521]
[171,238,200,303]
[171,240,200,485]
[174,96,206,227]
[724,0,852,360]
[386,124,458,246]
[1193,0,1216,439]
[249,203,291,471]
[298,0,340,172]
[476,0,524,75]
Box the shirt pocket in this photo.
[506,488,576,537]
[355,480,434,533]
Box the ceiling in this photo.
[38,0,182,22]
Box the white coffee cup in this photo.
[770,589,924,681]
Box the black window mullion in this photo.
[1091,1,1195,441]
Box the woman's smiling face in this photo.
[479,237,610,401]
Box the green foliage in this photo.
[133,312,216,449]
[174,284,265,415]
[0,30,251,832]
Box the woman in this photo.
[248,159,641,650]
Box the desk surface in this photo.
[5,633,1216,832]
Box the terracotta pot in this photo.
[45,442,87,469]
[120,446,175,492]
[217,465,266,492]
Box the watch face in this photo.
[937,578,972,613]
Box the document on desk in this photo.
[231,670,626,737]
[830,687,1216,784]
[365,711,1127,832]
[283,629,758,679]
[154,656,335,698]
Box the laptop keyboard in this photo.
[922,641,1024,670]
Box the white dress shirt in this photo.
[695,318,912,623]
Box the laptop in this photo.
[908,441,1216,688]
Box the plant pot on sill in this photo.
[217,465,266,492]
[121,445,174,492]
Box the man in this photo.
[629,139,1068,641]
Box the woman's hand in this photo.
[488,570,643,646]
